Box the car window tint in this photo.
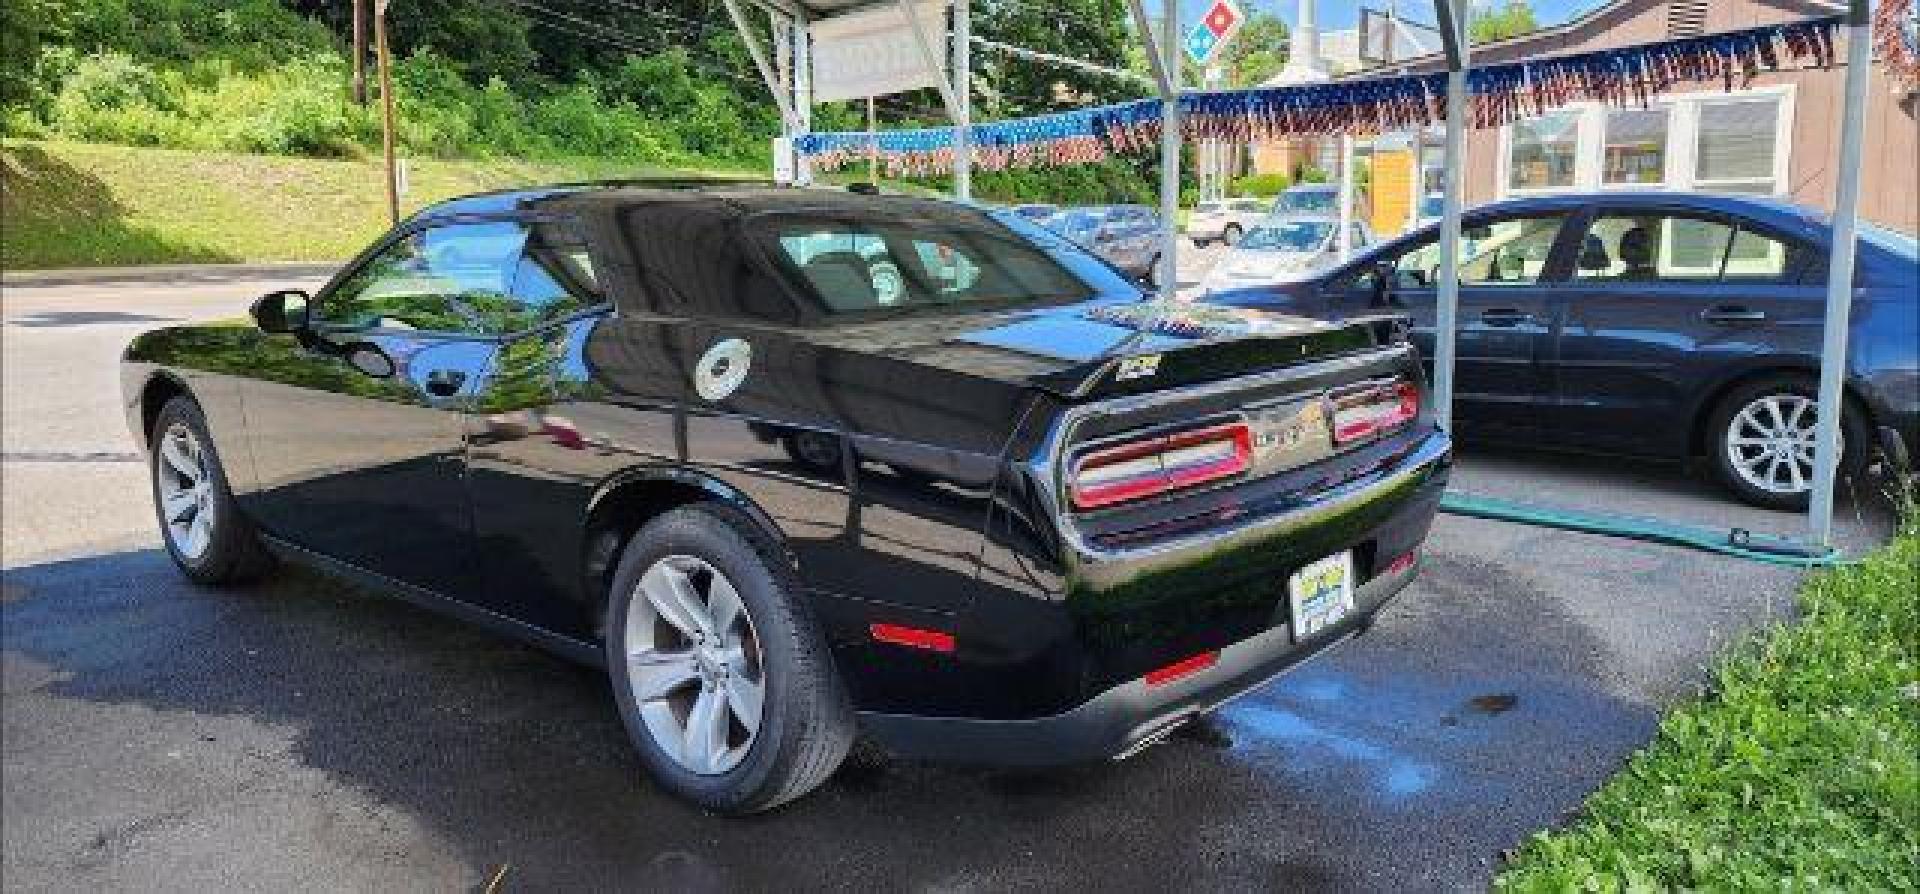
[760,215,1092,315]
[506,221,604,328]
[1575,214,1735,282]
[1390,215,1566,288]
[1722,227,1793,280]
[322,221,528,334]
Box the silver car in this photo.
[1046,205,1165,280]
[1200,215,1377,294]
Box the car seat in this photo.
[801,251,881,311]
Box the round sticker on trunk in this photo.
[694,338,752,401]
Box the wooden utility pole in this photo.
[351,0,368,105]
[375,0,399,224]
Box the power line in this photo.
[505,0,761,84]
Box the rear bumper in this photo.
[858,558,1419,765]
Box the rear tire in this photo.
[605,504,853,814]
[1706,376,1868,511]
[1222,223,1243,246]
[148,396,275,584]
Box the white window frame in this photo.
[1497,85,1795,198]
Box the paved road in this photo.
[1,270,1892,891]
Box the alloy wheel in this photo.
[623,555,766,776]
[1725,393,1837,496]
[155,422,216,560]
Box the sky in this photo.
[1174,0,1602,33]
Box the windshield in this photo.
[1195,202,1221,213]
[1240,220,1333,252]
[757,212,1094,315]
[1274,188,1337,215]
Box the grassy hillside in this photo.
[1,139,755,269]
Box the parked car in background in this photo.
[122,182,1448,814]
[1045,204,1166,281]
[1204,192,1919,509]
[1200,215,1377,295]
[1413,193,1445,228]
[1009,203,1059,224]
[1270,183,1340,216]
[1187,197,1269,246]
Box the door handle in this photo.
[1702,306,1767,324]
[422,368,467,397]
[1480,308,1533,327]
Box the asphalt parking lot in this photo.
[1,266,1894,891]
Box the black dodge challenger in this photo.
[122,183,1451,813]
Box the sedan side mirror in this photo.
[250,289,311,334]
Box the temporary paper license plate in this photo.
[1288,551,1355,641]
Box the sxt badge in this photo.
[1116,354,1162,381]
[695,338,752,401]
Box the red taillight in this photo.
[1332,381,1420,445]
[1144,650,1219,686]
[869,623,956,653]
[1069,422,1253,510]
[1384,550,1417,575]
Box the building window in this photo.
[1603,108,1669,185]
[1508,112,1579,191]
[1694,98,1782,193]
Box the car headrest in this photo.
[800,251,879,310]
[1578,234,1612,271]
[1618,226,1655,268]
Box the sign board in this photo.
[810,0,951,102]
[1185,0,1244,66]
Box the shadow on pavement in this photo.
[1,144,237,270]
[2,542,1658,890]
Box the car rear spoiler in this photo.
[1029,311,1413,401]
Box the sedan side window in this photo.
[1574,214,1737,282]
[1386,214,1567,288]
[322,220,601,335]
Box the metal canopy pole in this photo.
[724,0,799,126]
[1122,0,1180,296]
[1158,0,1181,295]
[898,0,964,120]
[1336,135,1355,260]
[952,0,972,200]
[1430,0,1469,431]
[1809,0,1873,547]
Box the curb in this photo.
[2,261,342,287]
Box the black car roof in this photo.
[409,180,994,225]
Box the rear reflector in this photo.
[1332,381,1420,445]
[1144,650,1219,686]
[870,623,955,653]
[1070,422,1253,510]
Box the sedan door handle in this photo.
[1702,306,1767,324]
[1480,308,1533,327]
[422,368,467,397]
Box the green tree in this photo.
[1216,11,1288,87]
[1470,0,1538,44]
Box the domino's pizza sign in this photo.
[1185,0,1244,66]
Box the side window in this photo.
[504,220,603,329]
[323,220,601,335]
[1387,215,1567,288]
[1574,214,1735,282]
[322,222,526,333]
[1722,227,1796,281]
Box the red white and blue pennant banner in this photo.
[795,16,1840,174]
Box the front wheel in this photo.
[1706,378,1867,510]
[1222,223,1243,246]
[149,397,275,584]
[605,505,853,814]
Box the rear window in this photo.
[756,213,1094,315]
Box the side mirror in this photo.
[250,289,311,334]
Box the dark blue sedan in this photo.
[1206,192,1919,509]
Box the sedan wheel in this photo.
[623,555,766,776]
[156,422,217,561]
[1223,223,1243,246]
[1707,378,1866,511]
